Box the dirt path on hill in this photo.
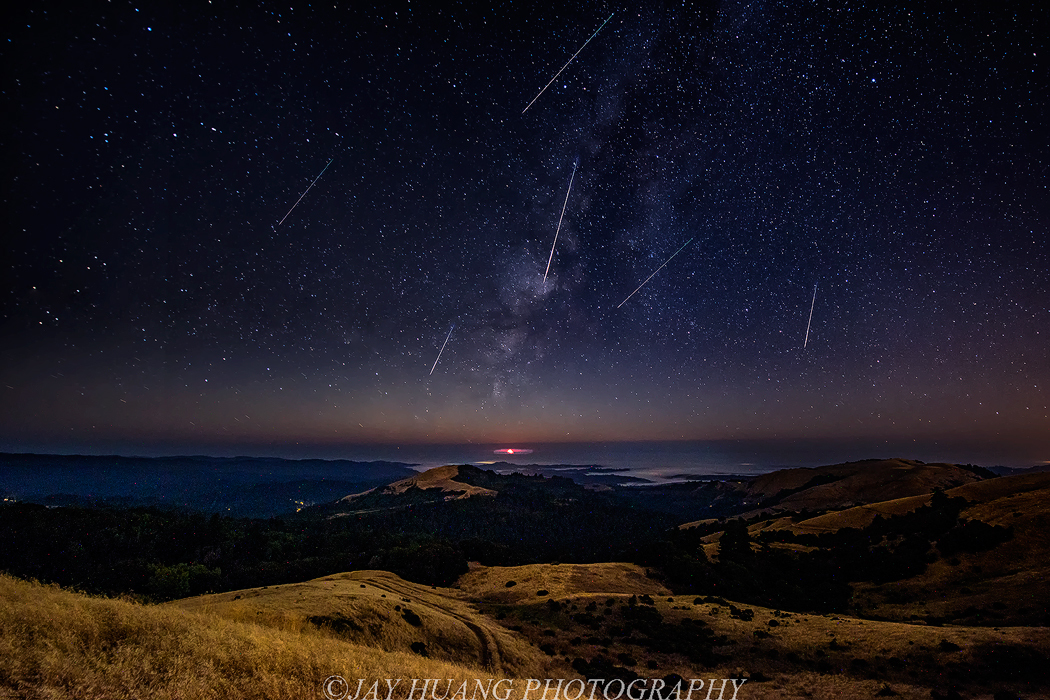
[356,574,506,673]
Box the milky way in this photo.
[2,2,1047,461]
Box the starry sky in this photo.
[2,1,1048,462]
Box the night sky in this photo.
[2,1,1048,460]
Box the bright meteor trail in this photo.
[543,157,578,282]
[275,157,334,227]
[429,324,455,375]
[617,238,694,309]
[522,12,614,114]
[803,281,818,349]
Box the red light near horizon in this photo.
[493,448,533,455]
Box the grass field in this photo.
[0,573,529,699]
[4,562,1048,699]
[172,569,554,678]
[456,563,1049,700]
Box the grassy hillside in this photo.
[458,563,671,604]
[850,471,1050,626]
[5,562,1048,699]
[740,458,985,512]
[0,573,522,700]
[458,563,1048,700]
[750,471,1050,536]
[746,494,932,538]
[692,471,1050,626]
[334,466,499,513]
[172,569,553,678]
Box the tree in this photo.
[718,519,752,561]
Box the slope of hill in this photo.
[747,494,933,538]
[0,573,527,700]
[742,458,987,511]
[712,471,1050,626]
[306,466,680,568]
[357,465,498,500]
[850,471,1050,626]
[456,562,1048,700]
[754,470,1050,538]
[171,569,550,677]
[458,563,672,604]
[324,465,500,515]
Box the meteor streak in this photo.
[522,12,615,114]
[617,238,695,309]
[429,324,455,375]
[275,157,334,227]
[543,157,578,282]
[803,281,818,349]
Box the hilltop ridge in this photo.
[343,465,498,502]
[740,458,989,511]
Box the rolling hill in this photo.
[702,470,1050,627]
[737,458,989,512]
[4,455,1049,698]
[171,569,550,677]
[0,572,529,700]
[849,471,1050,626]
[6,563,1048,699]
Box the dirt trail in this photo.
[353,573,506,673]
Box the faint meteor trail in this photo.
[617,238,695,309]
[543,157,579,282]
[275,157,334,227]
[429,324,455,375]
[522,12,615,114]
[803,281,818,349]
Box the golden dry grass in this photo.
[379,466,496,499]
[5,561,1047,700]
[759,471,1050,537]
[755,459,980,511]
[0,573,537,700]
[172,570,552,678]
[679,461,975,531]
[457,563,670,605]
[949,471,1050,503]
[464,563,1049,699]
[684,471,1050,626]
[762,494,930,535]
[852,472,1050,624]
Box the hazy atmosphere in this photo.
[3,1,1047,463]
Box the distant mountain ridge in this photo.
[0,452,418,517]
[987,463,1050,476]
